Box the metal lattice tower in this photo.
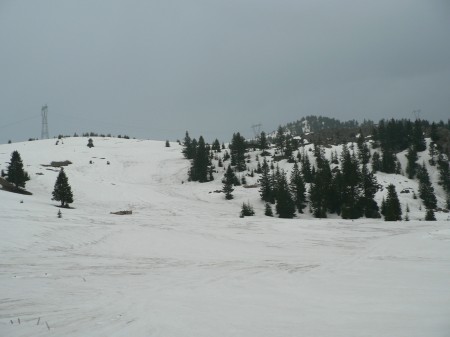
[251,123,262,139]
[41,104,49,139]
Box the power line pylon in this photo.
[41,104,49,139]
[251,123,262,139]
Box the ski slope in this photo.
[0,137,449,337]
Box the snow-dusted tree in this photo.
[259,158,274,204]
[264,202,273,216]
[259,131,270,154]
[290,162,306,213]
[275,170,295,218]
[425,208,436,221]
[87,138,94,148]
[357,131,371,165]
[405,147,418,179]
[182,131,195,159]
[212,139,221,152]
[382,184,402,221]
[52,168,74,208]
[417,163,437,210]
[222,165,235,200]
[230,132,247,171]
[240,202,255,217]
[188,136,209,182]
[340,148,363,219]
[361,164,381,218]
[6,150,30,189]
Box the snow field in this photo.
[0,137,449,336]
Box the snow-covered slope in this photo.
[0,137,449,337]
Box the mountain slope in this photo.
[0,137,449,337]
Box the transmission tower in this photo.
[41,104,49,139]
[251,123,262,139]
[412,109,421,120]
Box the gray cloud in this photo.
[1,0,449,143]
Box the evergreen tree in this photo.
[223,150,230,162]
[309,158,332,218]
[52,168,74,207]
[437,155,450,193]
[372,151,382,172]
[301,153,313,183]
[428,142,437,166]
[230,132,247,171]
[340,149,363,219]
[405,147,418,179]
[182,131,195,159]
[165,140,170,147]
[417,163,437,210]
[357,132,371,165]
[6,150,30,189]
[382,184,402,221]
[275,170,296,218]
[222,165,235,200]
[328,168,343,215]
[275,126,286,155]
[425,208,436,221]
[259,131,269,154]
[212,139,221,152]
[381,148,396,173]
[412,119,426,152]
[264,202,273,216]
[188,136,209,182]
[87,138,94,148]
[289,162,306,213]
[361,164,381,218]
[240,202,255,217]
[258,158,274,203]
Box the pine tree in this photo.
[372,151,382,172]
[412,119,426,152]
[405,147,418,179]
[381,148,396,173]
[230,132,247,171]
[309,158,332,218]
[360,164,380,218]
[275,126,286,155]
[301,153,313,183]
[87,138,94,148]
[417,163,437,210]
[428,142,437,166]
[222,165,235,200]
[357,132,371,165]
[264,202,273,216]
[6,150,30,189]
[258,158,274,203]
[290,162,306,213]
[383,184,402,221]
[182,131,195,159]
[52,168,74,208]
[275,170,296,218]
[437,155,450,193]
[259,131,269,154]
[188,136,209,182]
[165,140,170,147]
[212,139,221,152]
[240,202,255,217]
[340,149,363,219]
[425,208,436,221]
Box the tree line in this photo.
[182,118,450,221]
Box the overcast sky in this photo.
[1,0,449,143]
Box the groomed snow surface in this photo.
[0,137,449,337]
